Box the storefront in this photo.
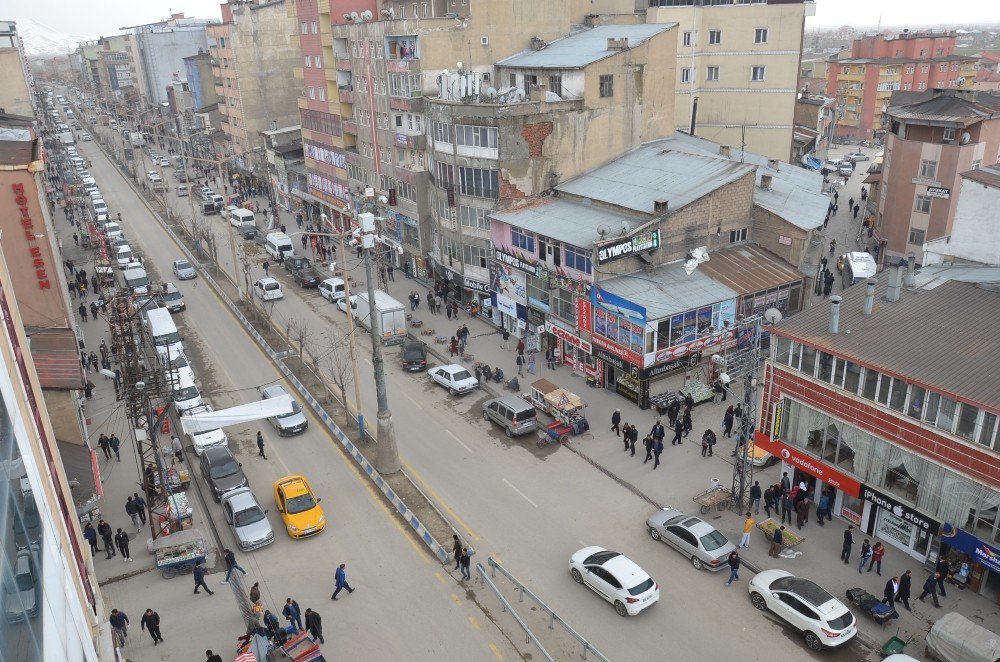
[858,484,939,560]
[544,320,596,377]
[941,528,1000,603]
[490,250,534,335]
[463,275,492,311]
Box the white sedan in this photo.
[336,295,358,314]
[427,364,479,395]
[569,546,659,617]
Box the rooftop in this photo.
[834,54,975,65]
[598,260,738,321]
[695,245,803,295]
[774,265,1000,407]
[887,89,1000,126]
[961,165,1000,189]
[490,198,644,249]
[496,24,675,70]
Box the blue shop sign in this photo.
[943,527,1000,574]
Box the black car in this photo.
[285,256,310,273]
[401,340,427,372]
[293,266,321,288]
[199,446,249,502]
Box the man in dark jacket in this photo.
[936,558,950,597]
[651,420,665,447]
[642,435,654,463]
[726,551,741,586]
[98,520,115,558]
[193,561,214,595]
[749,481,762,515]
[895,570,913,611]
[918,572,941,607]
[140,608,164,645]
[671,419,683,445]
[114,528,132,562]
[283,598,303,631]
[109,609,129,644]
[304,608,324,643]
[610,409,621,436]
[841,526,855,563]
[83,522,98,554]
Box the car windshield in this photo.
[628,578,655,596]
[699,530,729,551]
[209,458,240,479]
[13,568,33,591]
[154,331,181,346]
[161,290,181,301]
[175,386,199,401]
[286,492,316,514]
[234,506,266,527]
[167,354,189,369]
[452,370,472,381]
[584,550,620,565]
[277,400,303,418]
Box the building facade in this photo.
[792,94,836,164]
[826,31,979,141]
[128,14,216,105]
[0,21,34,117]
[923,165,1000,265]
[876,89,1000,263]
[648,0,816,162]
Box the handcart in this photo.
[879,628,914,658]
[845,587,899,627]
[152,528,207,579]
[527,379,589,439]
[693,486,732,514]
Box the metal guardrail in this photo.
[480,557,610,662]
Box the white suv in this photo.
[749,570,857,651]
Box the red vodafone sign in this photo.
[754,432,861,497]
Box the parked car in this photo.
[222,487,274,551]
[254,277,283,301]
[159,157,171,167]
[157,282,186,312]
[400,340,427,372]
[292,266,321,288]
[645,508,736,571]
[336,295,357,314]
[838,163,854,177]
[199,446,249,502]
[318,277,346,302]
[844,151,869,162]
[80,132,91,141]
[4,548,39,622]
[481,395,537,437]
[182,404,228,455]
[261,385,308,435]
[273,475,325,539]
[284,255,310,273]
[568,546,659,617]
[428,364,479,395]
[748,569,857,652]
[172,259,196,280]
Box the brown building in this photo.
[875,89,1000,263]
[792,94,836,163]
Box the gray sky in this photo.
[8,0,996,38]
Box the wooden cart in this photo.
[693,486,733,514]
[527,379,589,442]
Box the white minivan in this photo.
[92,199,108,216]
[253,277,283,301]
[146,307,184,359]
[318,277,346,302]
[115,245,134,269]
[123,265,149,294]
[264,232,294,261]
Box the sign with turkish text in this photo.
[947,529,1000,574]
[753,431,861,497]
[494,248,542,277]
[859,484,940,535]
[10,184,51,290]
[926,186,950,199]
[463,276,490,293]
[653,329,736,366]
[576,297,592,334]
[596,229,661,265]
[592,333,642,368]
[545,321,592,353]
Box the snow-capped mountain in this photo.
[14,18,92,57]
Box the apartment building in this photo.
[0,21,34,116]
[826,31,979,141]
[876,89,1000,263]
[647,0,816,162]
[126,13,217,105]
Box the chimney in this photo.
[885,265,903,302]
[720,145,731,158]
[862,278,876,315]
[903,253,916,287]
[760,174,773,189]
[654,199,669,214]
[829,295,842,334]
[768,158,780,170]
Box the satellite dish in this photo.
[360,10,373,20]
[513,88,526,101]
[764,307,783,325]
[597,224,610,238]
[485,87,498,98]
[349,12,360,21]
[959,132,971,145]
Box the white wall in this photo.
[924,175,1000,265]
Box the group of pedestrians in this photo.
[452,534,474,581]
[83,518,132,562]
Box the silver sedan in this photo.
[172,259,196,280]
[645,508,736,571]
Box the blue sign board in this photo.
[591,287,646,327]
[943,527,1000,574]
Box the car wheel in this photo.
[505,427,513,438]
[803,631,823,652]
[571,568,583,584]
[749,591,768,611]
[449,387,457,395]
[614,600,628,617]
[690,556,704,571]
[648,527,661,542]
[482,410,490,422]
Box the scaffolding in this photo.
[723,315,764,512]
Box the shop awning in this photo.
[291,188,347,211]
[27,328,85,389]
[696,245,802,296]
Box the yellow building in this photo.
[648,0,815,162]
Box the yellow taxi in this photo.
[273,475,326,538]
[741,442,777,468]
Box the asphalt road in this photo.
[81,119,871,660]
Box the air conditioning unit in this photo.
[481,35,489,46]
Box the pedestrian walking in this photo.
[700,429,716,457]
[816,490,830,527]
[546,347,556,370]
[768,526,785,558]
[682,407,692,437]
[331,563,355,599]
[222,548,248,583]
[109,609,129,645]
[133,493,147,525]
[460,547,472,581]
[126,496,141,529]
[763,485,775,518]
[853,203,860,219]
[140,608,164,645]
[780,491,793,525]
[257,430,267,459]
[841,525,855,564]
[918,572,942,607]
[652,438,664,469]
[868,542,885,575]
[848,197,854,210]
[90,301,99,320]
[795,496,810,528]
[449,336,458,357]
[723,405,735,437]
[749,481,762,514]
[740,513,755,548]
[98,434,112,460]
[171,435,184,463]
[610,409,621,436]
[936,558,950,596]
[671,419,683,445]
[628,425,637,456]
[500,329,510,350]
[109,434,120,462]
[516,353,525,376]
[283,598,303,631]
[452,534,463,570]
[115,528,132,562]
[883,576,899,606]
[79,302,88,322]
[666,400,680,428]
[858,539,873,573]
[98,520,115,558]
[829,238,837,255]
[193,561,214,595]
[895,570,913,611]
[263,261,270,277]
[305,608,324,644]
[642,435,654,463]
[621,423,631,452]
[84,522,98,554]
[726,551,741,586]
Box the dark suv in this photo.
[199,446,248,501]
[401,340,427,372]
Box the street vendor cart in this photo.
[152,528,207,579]
[528,379,589,445]
[693,485,732,514]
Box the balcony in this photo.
[389,91,424,112]
[336,56,351,71]
[337,87,354,104]
[343,119,358,135]
[387,58,420,73]
[393,132,426,150]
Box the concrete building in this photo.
[182,50,219,113]
[826,31,979,141]
[126,13,217,105]
[262,125,305,211]
[208,0,301,165]
[923,165,1000,266]
[167,76,194,114]
[0,21,34,116]
[647,0,816,162]
[760,263,1000,600]
[875,89,1000,263]
[792,94,836,163]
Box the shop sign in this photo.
[592,287,647,327]
[877,510,914,548]
[592,333,642,368]
[754,431,861,497]
[841,507,862,526]
[947,529,1000,574]
[10,183,51,290]
[545,321,592,353]
[596,229,661,265]
[463,276,490,293]
[593,346,629,372]
[496,294,517,318]
[859,484,940,535]
[773,402,783,438]
[926,186,950,199]
[639,359,685,380]
[494,248,542,277]
[654,330,735,365]
[577,297,592,334]
[615,372,641,402]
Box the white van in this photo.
[840,251,878,288]
[253,277,283,301]
[229,208,255,229]
[319,277,346,302]
[146,307,184,359]
[264,232,294,261]
[115,245,134,269]
[123,265,149,294]
[92,199,108,216]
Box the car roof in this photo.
[441,364,467,373]
[262,385,290,398]
[602,553,650,586]
[275,475,310,496]
[203,446,235,462]
[770,575,838,608]
[650,508,714,534]
[162,282,180,294]
[257,277,278,286]
[222,487,258,509]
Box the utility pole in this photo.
[726,314,764,511]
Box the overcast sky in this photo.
[8,0,997,39]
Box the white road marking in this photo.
[446,429,474,454]
[503,478,538,508]
[404,393,422,409]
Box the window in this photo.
[564,244,592,274]
[311,21,318,34]
[305,56,312,68]
[458,205,490,231]
[683,31,693,47]
[978,411,997,448]
[939,127,956,143]
[315,55,322,68]
[751,66,766,82]
[462,244,489,269]
[458,167,500,199]
[939,63,948,73]
[706,66,719,82]
[511,227,535,252]
[956,403,980,440]
[907,385,926,419]
[908,228,925,245]
[548,75,562,97]
[433,121,451,143]
[843,361,862,394]
[972,160,981,170]
[435,162,454,188]
[918,81,927,91]
[523,74,538,95]
[921,64,929,74]
[754,28,768,44]
[681,68,692,84]
[861,368,879,400]
[729,227,748,243]
[888,380,907,412]
[709,29,721,45]
[308,87,316,99]
[599,75,614,98]
[526,273,550,308]
[509,73,516,88]
[389,73,421,97]
[552,287,576,323]
[301,21,308,35]
[455,125,498,149]
[914,195,931,213]
[906,65,914,74]
[397,180,417,202]
[318,87,326,101]
[800,345,816,376]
